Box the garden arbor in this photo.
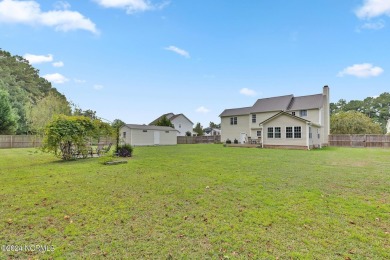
[42,115,112,160]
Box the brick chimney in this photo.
[323,85,330,145]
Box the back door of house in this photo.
[240,133,247,144]
[154,131,160,145]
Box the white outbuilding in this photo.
[120,124,178,146]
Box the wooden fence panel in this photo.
[0,135,42,149]
[0,135,113,149]
[329,134,390,148]
[177,135,221,144]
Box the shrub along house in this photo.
[220,86,330,149]
[120,124,178,146]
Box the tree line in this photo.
[330,93,390,134]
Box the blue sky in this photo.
[1,0,389,126]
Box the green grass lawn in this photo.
[0,145,389,259]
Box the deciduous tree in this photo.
[331,111,383,134]
[0,89,18,134]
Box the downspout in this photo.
[306,122,310,150]
[259,123,264,148]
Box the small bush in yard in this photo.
[226,139,231,144]
[233,138,238,144]
[117,144,133,157]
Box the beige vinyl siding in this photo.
[251,111,279,126]
[159,131,177,145]
[120,126,177,146]
[221,115,250,142]
[263,115,307,147]
[121,129,131,145]
[289,109,320,124]
[309,125,321,148]
[131,129,154,146]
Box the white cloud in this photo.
[0,0,98,34]
[43,73,69,84]
[361,20,385,30]
[337,63,384,78]
[239,88,257,96]
[165,46,190,58]
[356,0,390,19]
[53,1,71,10]
[23,53,53,64]
[74,79,86,83]
[93,84,104,90]
[196,106,210,113]
[94,0,169,14]
[52,61,64,67]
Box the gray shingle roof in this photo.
[220,92,324,117]
[287,94,323,111]
[252,95,293,113]
[124,124,178,131]
[219,107,253,117]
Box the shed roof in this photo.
[124,124,178,131]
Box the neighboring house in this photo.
[120,124,178,146]
[220,86,330,149]
[203,127,221,136]
[150,113,194,136]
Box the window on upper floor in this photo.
[252,114,256,123]
[179,124,181,128]
[292,112,296,116]
[230,117,237,125]
[123,132,126,138]
[300,110,307,117]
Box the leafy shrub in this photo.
[117,144,133,157]
[98,154,113,165]
[226,139,231,144]
[234,139,238,144]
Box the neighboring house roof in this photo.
[287,94,323,111]
[259,111,321,127]
[203,127,221,134]
[220,92,324,117]
[149,113,174,125]
[124,124,178,131]
[149,113,193,125]
[169,113,194,124]
[219,107,253,117]
[252,95,293,113]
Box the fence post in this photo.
[10,135,13,148]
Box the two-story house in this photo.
[220,86,330,149]
[150,113,194,136]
